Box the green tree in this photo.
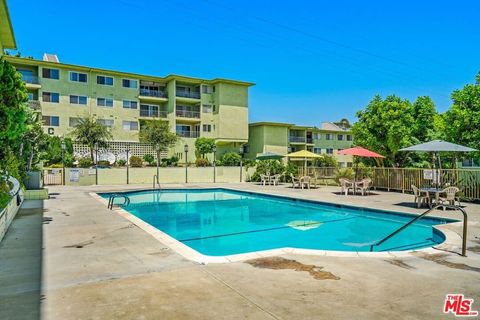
[70,116,112,161]
[313,154,338,167]
[411,96,441,143]
[41,136,74,167]
[444,72,480,162]
[352,95,414,166]
[139,120,178,183]
[194,137,216,159]
[0,57,30,184]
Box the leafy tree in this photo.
[194,137,216,158]
[313,154,338,167]
[411,96,441,143]
[352,95,414,166]
[139,120,178,183]
[41,136,74,167]
[70,116,112,161]
[444,72,480,162]
[0,57,30,181]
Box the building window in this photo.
[42,115,59,126]
[69,71,88,83]
[42,92,59,103]
[123,121,138,131]
[325,133,333,140]
[347,134,353,141]
[203,124,212,132]
[202,85,215,94]
[202,104,213,113]
[123,100,138,109]
[97,119,114,128]
[42,68,59,79]
[313,133,321,140]
[97,97,113,107]
[313,147,321,154]
[326,148,334,154]
[97,75,114,86]
[122,79,138,88]
[338,134,344,141]
[70,95,87,105]
[347,162,353,168]
[69,117,83,127]
[27,92,34,101]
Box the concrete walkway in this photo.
[1,183,480,319]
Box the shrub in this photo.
[313,155,338,168]
[334,168,354,184]
[214,160,223,166]
[221,152,241,166]
[251,160,286,182]
[129,156,143,167]
[98,160,110,166]
[143,154,155,164]
[195,158,210,167]
[78,157,94,168]
[117,159,127,166]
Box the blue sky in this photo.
[8,0,480,125]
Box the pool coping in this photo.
[89,187,465,264]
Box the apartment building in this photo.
[246,121,354,167]
[5,55,253,162]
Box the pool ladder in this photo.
[369,204,468,256]
[108,193,130,210]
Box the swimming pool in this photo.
[100,188,454,256]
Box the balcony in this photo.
[176,130,200,138]
[140,109,168,118]
[289,136,306,143]
[306,138,313,144]
[21,74,40,84]
[176,91,200,99]
[139,88,168,98]
[28,100,41,110]
[176,109,200,119]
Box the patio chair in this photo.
[270,174,282,186]
[339,178,354,195]
[290,174,301,188]
[260,174,270,186]
[300,176,311,189]
[438,186,461,210]
[411,185,430,208]
[356,178,372,196]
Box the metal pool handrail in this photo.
[369,204,468,256]
[152,175,161,189]
[107,194,130,210]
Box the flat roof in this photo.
[5,56,255,87]
[249,121,351,132]
[0,0,16,49]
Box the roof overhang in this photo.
[0,0,16,49]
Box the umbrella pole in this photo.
[354,157,358,195]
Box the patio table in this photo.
[419,187,444,207]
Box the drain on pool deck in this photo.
[246,257,339,280]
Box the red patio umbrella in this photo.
[338,147,385,194]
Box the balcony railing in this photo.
[176,109,200,119]
[176,130,200,138]
[306,138,313,144]
[139,88,168,98]
[176,91,200,99]
[139,109,168,118]
[289,136,306,143]
[21,75,40,84]
[28,100,41,110]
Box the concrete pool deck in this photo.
[1,182,480,319]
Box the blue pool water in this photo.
[100,189,455,256]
